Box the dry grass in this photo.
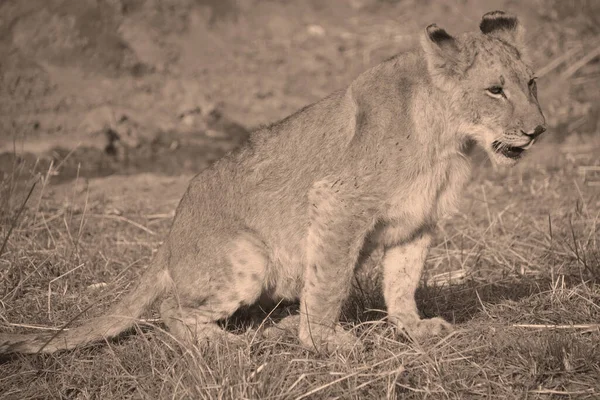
[0,137,599,399]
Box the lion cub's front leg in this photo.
[383,233,452,339]
[297,179,372,353]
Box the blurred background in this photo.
[0,0,598,182]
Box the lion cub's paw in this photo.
[191,329,248,352]
[263,315,362,353]
[393,314,453,340]
[299,324,363,354]
[262,315,300,341]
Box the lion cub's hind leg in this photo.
[160,297,244,346]
[383,233,452,339]
[161,234,269,348]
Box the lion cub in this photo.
[1,11,545,354]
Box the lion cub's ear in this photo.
[480,11,525,50]
[421,24,464,89]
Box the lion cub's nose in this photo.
[522,125,546,139]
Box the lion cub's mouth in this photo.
[492,141,529,160]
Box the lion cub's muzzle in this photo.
[492,124,546,160]
[521,124,546,140]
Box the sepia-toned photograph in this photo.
[1,0,599,398]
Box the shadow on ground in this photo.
[221,275,560,335]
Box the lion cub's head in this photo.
[422,11,546,166]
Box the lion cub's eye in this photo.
[528,78,538,88]
[486,86,506,97]
[486,86,504,96]
[528,78,536,86]
[528,77,538,96]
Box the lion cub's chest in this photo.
[380,155,470,245]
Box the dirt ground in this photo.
[1,0,598,183]
[0,0,599,398]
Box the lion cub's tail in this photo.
[0,254,172,354]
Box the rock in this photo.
[307,24,326,37]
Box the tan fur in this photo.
[0,11,545,354]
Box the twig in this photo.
[48,263,86,319]
[287,374,307,394]
[294,355,404,400]
[529,388,595,395]
[537,47,581,78]
[4,318,162,333]
[475,290,492,319]
[578,166,600,172]
[512,323,600,330]
[144,212,175,220]
[562,45,600,79]
[88,214,156,235]
[4,322,65,331]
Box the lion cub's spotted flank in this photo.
[1,11,545,354]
